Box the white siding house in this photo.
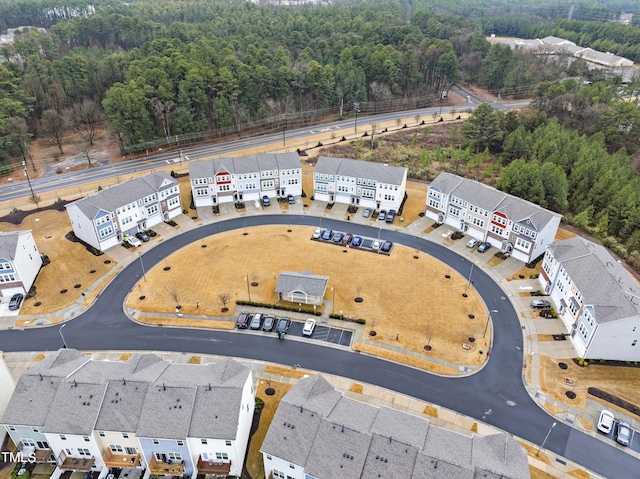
[0,352,15,450]
[313,156,407,212]
[0,231,43,299]
[539,237,640,361]
[66,171,182,251]
[261,375,530,479]
[189,153,302,208]
[425,172,561,263]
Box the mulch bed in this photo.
[589,387,640,417]
[0,199,76,225]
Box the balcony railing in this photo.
[102,449,141,468]
[196,455,231,475]
[57,450,95,472]
[148,454,185,476]
[16,442,54,463]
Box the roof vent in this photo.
[39,373,43,381]
[123,378,126,385]
[163,383,166,391]
[341,425,344,433]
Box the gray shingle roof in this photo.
[325,396,378,433]
[43,380,107,435]
[0,231,27,261]
[315,156,407,185]
[275,271,329,298]
[548,237,640,323]
[411,455,474,479]
[136,384,196,440]
[0,374,63,427]
[188,153,301,179]
[189,386,243,440]
[371,406,429,449]
[429,172,560,231]
[26,349,90,378]
[422,425,472,468]
[362,433,419,479]
[281,374,341,416]
[472,434,530,479]
[69,354,169,384]
[94,380,150,433]
[66,171,177,219]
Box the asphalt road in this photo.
[0,215,636,478]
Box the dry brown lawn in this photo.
[0,208,116,315]
[125,225,487,366]
[539,354,640,411]
[354,342,460,374]
[554,227,578,242]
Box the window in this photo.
[125,447,137,455]
[152,439,160,445]
[122,433,129,439]
[36,441,49,449]
[78,449,90,456]
[98,431,105,437]
[83,436,90,442]
[273,470,285,479]
[289,464,295,469]
[225,440,232,446]
[60,435,66,441]
[32,427,40,433]
[176,440,184,447]
[633,340,638,347]
[21,439,36,447]
[110,445,123,453]
[167,452,182,461]
[266,455,272,460]
[201,439,207,444]
[8,426,15,431]
[215,453,229,460]
[195,188,208,196]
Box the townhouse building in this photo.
[0,352,16,452]
[425,172,561,263]
[0,230,43,299]
[1,349,254,479]
[313,156,407,212]
[261,375,530,479]
[189,153,302,208]
[538,236,640,361]
[66,171,182,252]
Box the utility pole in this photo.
[282,113,287,146]
[354,102,360,135]
[22,161,35,199]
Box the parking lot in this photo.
[311,227,394,255]
[237,315,353,347]
[597,411,640,451]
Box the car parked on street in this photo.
[8,293,24,311]
[381,241,393,253]
[363,208,371,218]
[312,228,323,239]
[466,238,480,248]
[262,314,276,332]
[136,231,150,242]
[250,312,263,330]
[322,229,333,240]
[262,195,271,207]
[288,194,295,204]
[530,299,551,309]
[378,210,386,221]
[332,232,344,243]
[616,421,632,446]
[236,311,250,329]
[275,317,291,334]
[125,235,142,247]
[351,236,363,247]
[597,410,615,434]
[302,318,316,337]
[477,241,491,253]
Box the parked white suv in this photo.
[597,410,614,434]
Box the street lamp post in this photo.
[466,261,476,289]
[59,324,68,349]
[438,90,446,117]
[483,309,499,338]
[22,161,35,199]
[354,102,360,135]
[332,287,335,315]
[537,422,557,456]
[245,275,251,302]
[282,113,287,146]
[138,253,147,282]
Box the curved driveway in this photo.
[0,215,635,477]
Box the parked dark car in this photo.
[322,229,333,240]
[136,231,150,242]
[275,317,291,334]
[236,311,251,329]
[530,299,551,309]
[8,293,24,311]
[351,236,363,247]
[262,314,276,332]
[287,194,295,205]
[380,241,393,253]
[341,234,353,245]
[249,312,264,330]
[332,232,344,243]
[262,195,271,206]
[477,241,491,253]
[386,209,396,223]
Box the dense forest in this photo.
[0,0,639,264]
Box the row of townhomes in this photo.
[261,375,530,479]
[313,156,408,212]
[0,231,42,299]
[66,171,182,252]
[539,237,640,362]
[1,349,255,479]
[189,153,303,207]
[425,172,562,263]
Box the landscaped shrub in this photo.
[340,136,347,141]
[450,231,464,240]
[235,300,321,316]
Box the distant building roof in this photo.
[315,156,407,185]
[188,153,301,178]
[548,237,640,323]
[275,271,329,298]
[66,171,177,219]
[429,172,561,231]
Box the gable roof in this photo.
[548,237,640,323]
[275,271,329,298]
[315,156,407,185]
[43,380,107,435]
[472,434,530,479]
[66,171,177,219]
[429,172,561,231]
[189,153,301,178]
[94,380,150,433]
[0,374,64,427]
[0,231,34,261]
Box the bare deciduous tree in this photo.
[218,292,232,310]
[65,99,102,146]
[41,109,67,155]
